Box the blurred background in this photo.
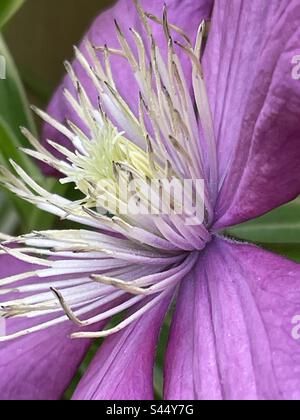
[4,0,115,106]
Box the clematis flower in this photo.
[1,0,300,401]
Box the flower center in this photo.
[62,119,155,198]
[0,1,217,342]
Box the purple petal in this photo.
[72,294,172,400]
[41,0,213,175]
[164,238,300,400]
[202,0,300,228]
[0,255,92,400]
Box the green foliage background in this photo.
[0,0,299,400]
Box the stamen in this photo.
[91,275,147,296]
[0,1,217,342]
[51,287,87,327]
[144,13,191,45]
[71,289,172,339]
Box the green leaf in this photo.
[0,0,25,29]
[260,244,300,263]
[0,116,39,177]
[0,32,55,233]
[0,117,68,233]
[0,34,36,141]
[0,113,43,227]
[227,197,300,244]
[0,116,69,233]
[0,190,18,233]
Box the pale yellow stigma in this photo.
[59,117,157,201]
